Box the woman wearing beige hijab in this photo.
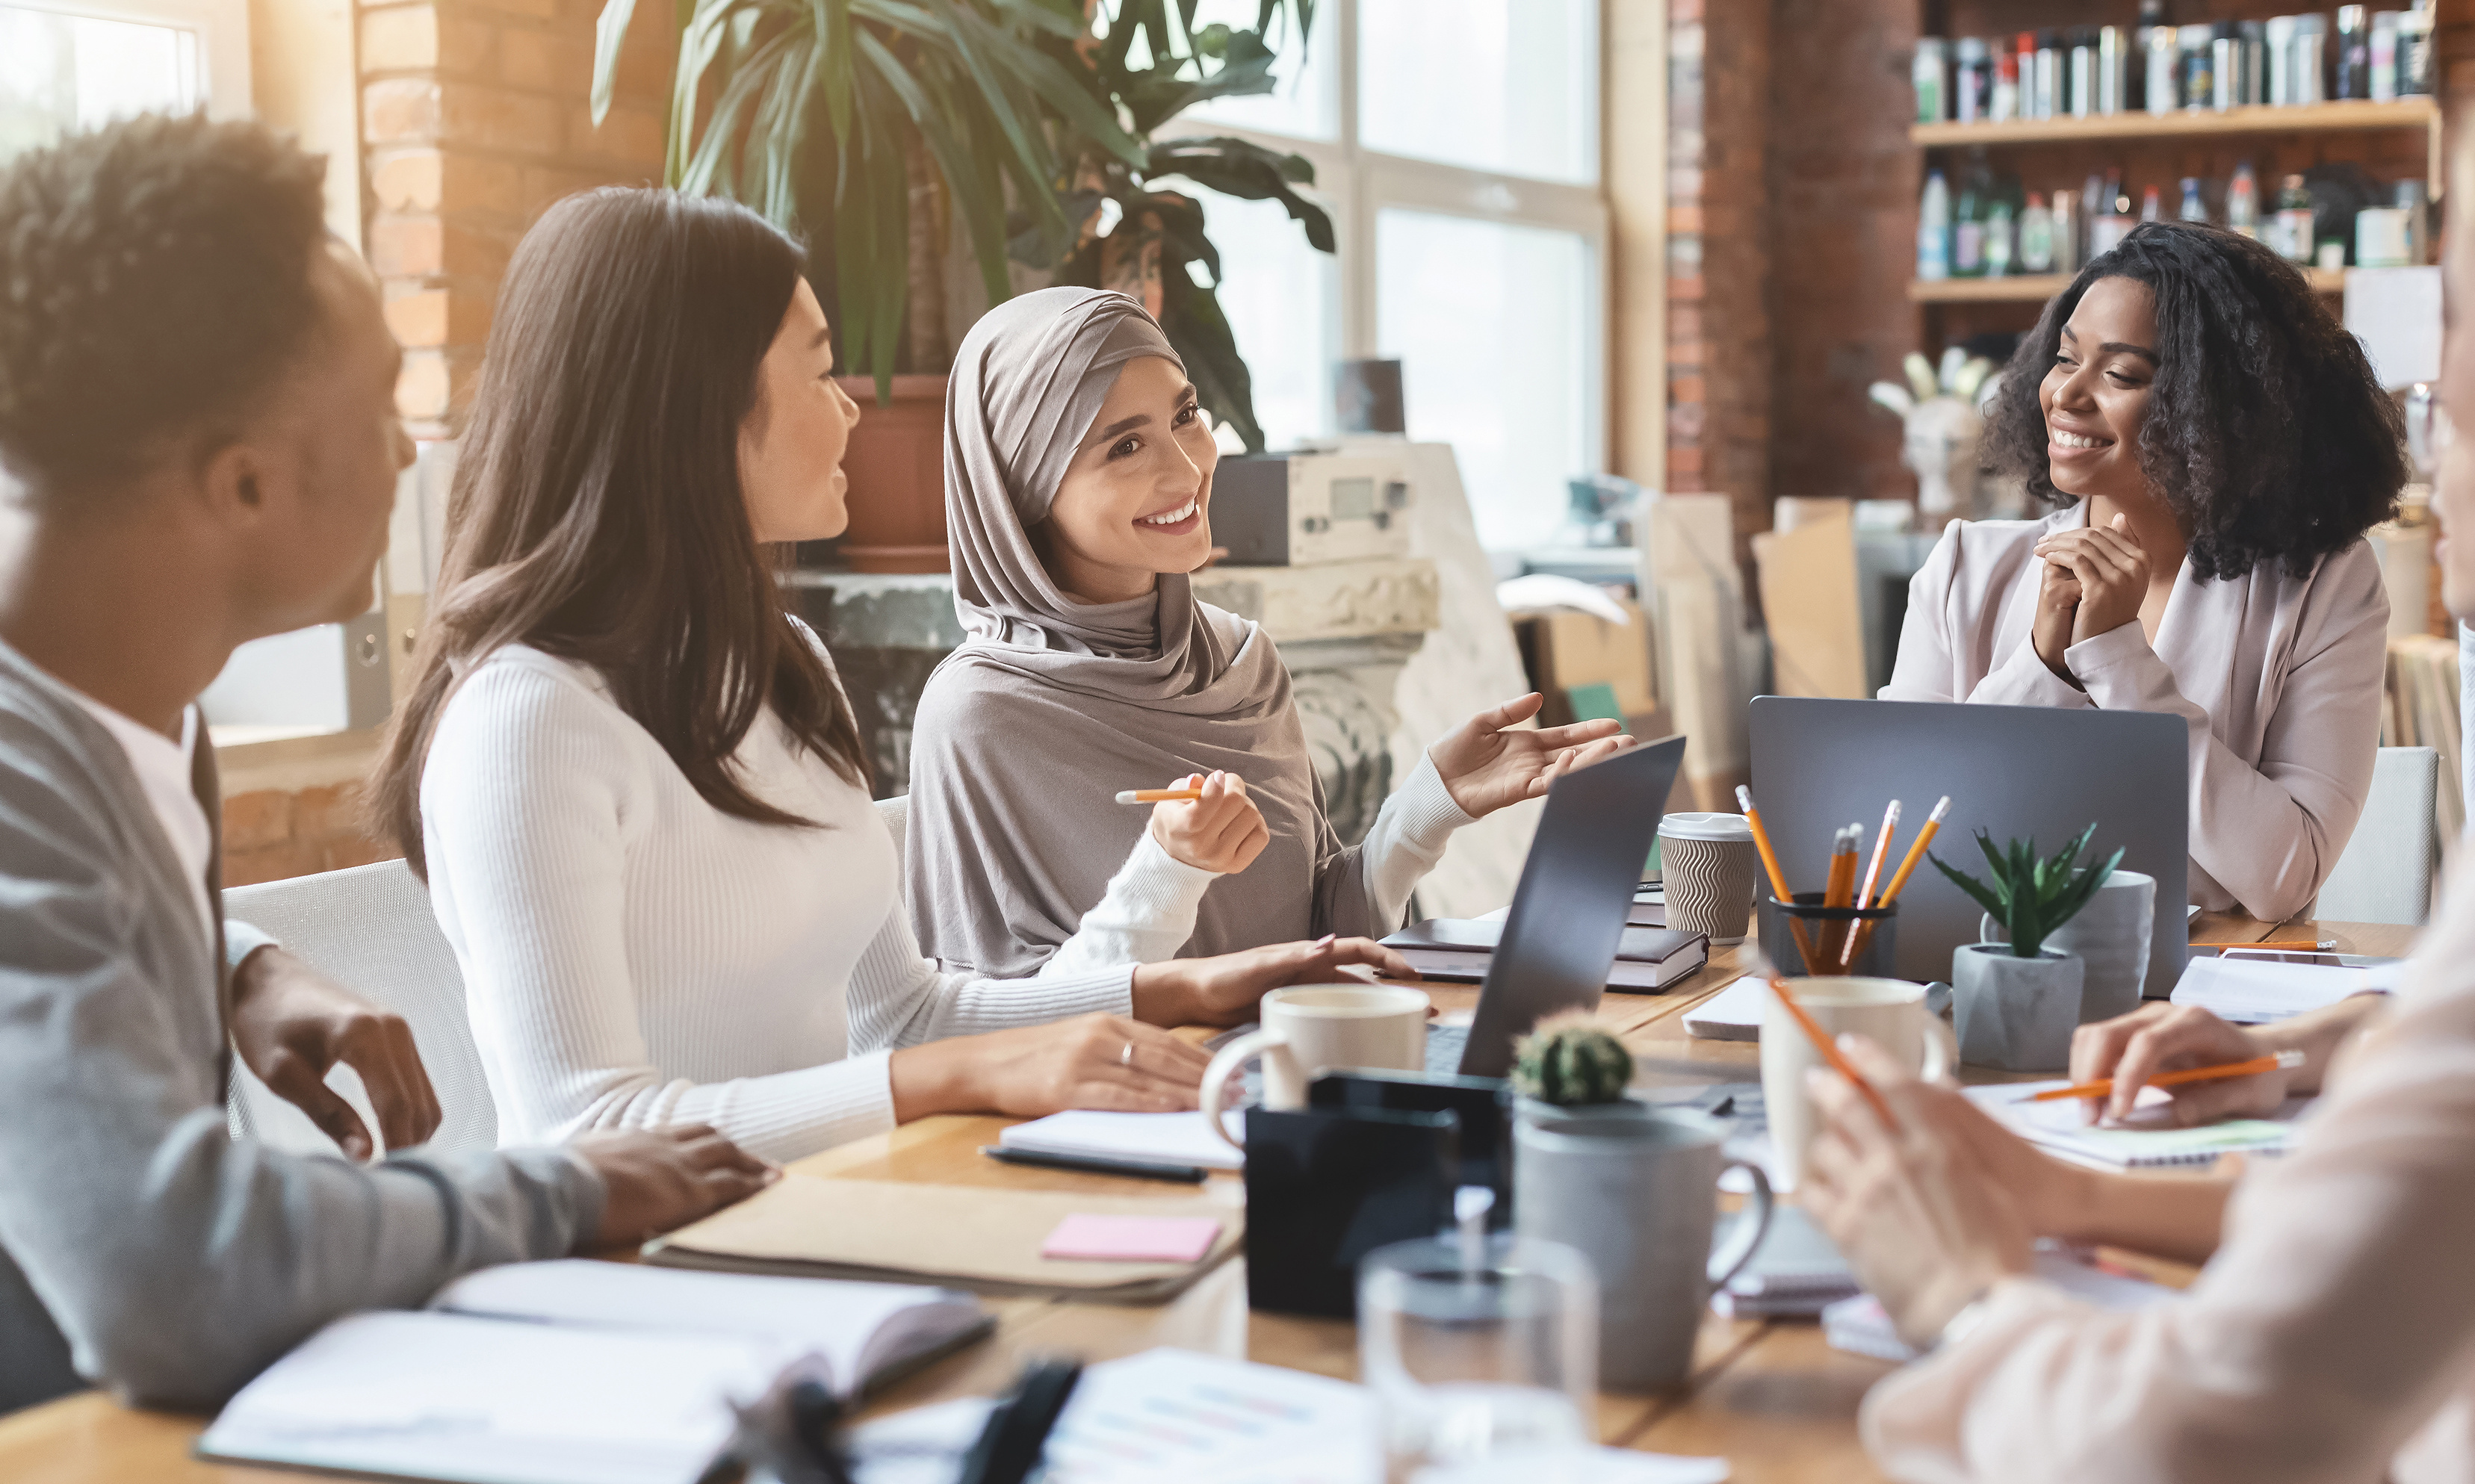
[905,288,1629,981]
[1881,222,2401,923]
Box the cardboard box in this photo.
[1510,596,1658,727]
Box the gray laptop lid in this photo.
[1457,735,1688,1078]
[1748,697,2187,995]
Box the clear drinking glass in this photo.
[1357,1233,1597,1473]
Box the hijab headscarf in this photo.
[904,288,1370,975]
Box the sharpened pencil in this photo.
[2027,1049,2306,1102]
[1115,789,1204,804]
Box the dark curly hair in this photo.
[0,113,328,497]
[1980,220,2406,580]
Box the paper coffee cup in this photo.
[1658,813,1758,945]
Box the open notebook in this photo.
[1965,1079,2309,1169]
[196,1261,990,1484]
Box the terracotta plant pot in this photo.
[833,374,950,574]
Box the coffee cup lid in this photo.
[1658,811,1753,842]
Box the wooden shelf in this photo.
[1911,96,2437,147]
[1910,267,2347,303]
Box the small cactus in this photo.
[1510,1013,1635,1107]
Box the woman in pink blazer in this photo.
[1882,222,2405,924]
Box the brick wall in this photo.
[1666,0,1774,565]
[359,0,674,435]
[225,783,398,886]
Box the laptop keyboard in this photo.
[1424,1022,1469,1075]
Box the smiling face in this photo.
[739,278,861,544]
[2039,276,2159,504]
[1035,355,1218,604]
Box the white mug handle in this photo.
[1706,1161,1776,1290]
[1919,1008,1959,1082]
[1199,1028,1289,1153]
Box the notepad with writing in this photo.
[1964,1079,2305,1169]
[195,1262,991,1484]
[1381,918,1709,990]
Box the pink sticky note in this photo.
[1041,1213,1223,1264]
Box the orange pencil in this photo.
[1823,825,1860,908]
[1764,972,1898,1128]
[1875,795,1952,907]
[2191,940,2338,952]
[1115,789,1204,804]
[2027,1049,2306,1102]
[1854,801,1901,910]
[1738,785,1823,972]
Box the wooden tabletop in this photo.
[0,910,2418,1482]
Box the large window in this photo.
[1171,0,1607,553]
[0,0,248,161]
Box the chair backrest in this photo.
[2316,746,2440,927]
[223,859,498,1155]
[874,792,908,866]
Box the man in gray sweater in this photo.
[0,117,777,1415]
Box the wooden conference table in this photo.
[1,911,2417,1484]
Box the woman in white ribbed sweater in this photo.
[367,189,1407,1162]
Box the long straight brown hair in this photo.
[371,187,866,877]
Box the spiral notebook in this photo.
[1964,1080,2306,1169]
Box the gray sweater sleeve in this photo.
[0,777,605,1411]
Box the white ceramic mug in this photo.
[1759,976,1957,1190]
[1199,984,1431,1152]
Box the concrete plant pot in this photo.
[1952,944,2083,1072]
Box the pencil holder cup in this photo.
[1759,892,1898,978]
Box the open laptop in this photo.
[1426,734,1688,1078]
[1747,697,2188,996]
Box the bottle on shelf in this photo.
[1914,36,1950,123]
[1918,170,1952,282]
[2370,10,2399,103]
[2267,14,2298,105]
[1955,37,1990,123]
[2140,184,2163,223]
[2397,179,2429,264]
[1992,49,2020,122]
[2273,173,2317,264]
[2240,19,2267,105]
[2098,25,2128,114]
[2051,187,2079,273]
[2295,13,2329,105]
[2335,6,2370,100]
[2146,23,2181,113]
[2068,28,2095,118]
[2400,1,2436,96]
[2081,172,2107,261]
[2132,0,2169,111]
[2019,193,2056,273]
[1986,194,2017,278]
[2211,22,2239,111]
[2178,177,2209,226]
[2227,161,2261,240]
[1954,163,1987,278]
[2092,170,2134,257]
[2023,31,2052,119]
[2178,24,2214,110]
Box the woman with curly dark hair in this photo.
[1882,221,2401,922]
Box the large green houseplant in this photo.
[589,0,1331,453]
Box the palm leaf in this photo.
[858,31,1012,305]
[590,0,643,127]
[1930,851,2012,925]
[1147,137,1332,251]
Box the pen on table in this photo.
[1116,789,1203,804]
[979,1145,1209,1184]
[2027,1048,2308,1102]
[2193,940,2338,951]
[1762,970,1898,1128]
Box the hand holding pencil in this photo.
[1140,772,1270,876]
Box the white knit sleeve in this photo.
[424,662,897,1164]
[1353,752,1475,931]
[848,898,1134,1049]
[1039,828,1218,975]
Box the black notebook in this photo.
[1381,917,1709,991]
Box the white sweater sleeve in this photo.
[1038,828,1219,975]
[1355,752,1475,931]
[847,899,1134,1049]
[425,663,904,1163]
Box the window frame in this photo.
[1167,0,1611,543]
[3,0,252,122]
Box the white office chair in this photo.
[2316,746,2441,927]
[874,792,908,865]
[223,859,500,1156]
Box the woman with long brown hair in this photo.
[369,188,1405,1162]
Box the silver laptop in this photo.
[1747,697,2187,996]
[1430,734,1688,1078]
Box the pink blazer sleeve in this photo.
[1862,872,2475,1484]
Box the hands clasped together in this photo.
[2031,512,2152,686]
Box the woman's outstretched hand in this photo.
[888,1013,1212,1121]
[1130,934,1419,1028]
[1431,692,1633,819]
[1800,1034,2038,1349]
[1149,771,1270,875]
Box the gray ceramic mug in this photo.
[1512,1110,1774,1391]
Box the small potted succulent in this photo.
[1509,1013,1642,1123]
[1931,823,2122,1071]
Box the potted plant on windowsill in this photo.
[589,0,1333,572]
[1930,824,2122,1072]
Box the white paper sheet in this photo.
[2169,955,2381,1024]
[1682,975,1767,1041]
